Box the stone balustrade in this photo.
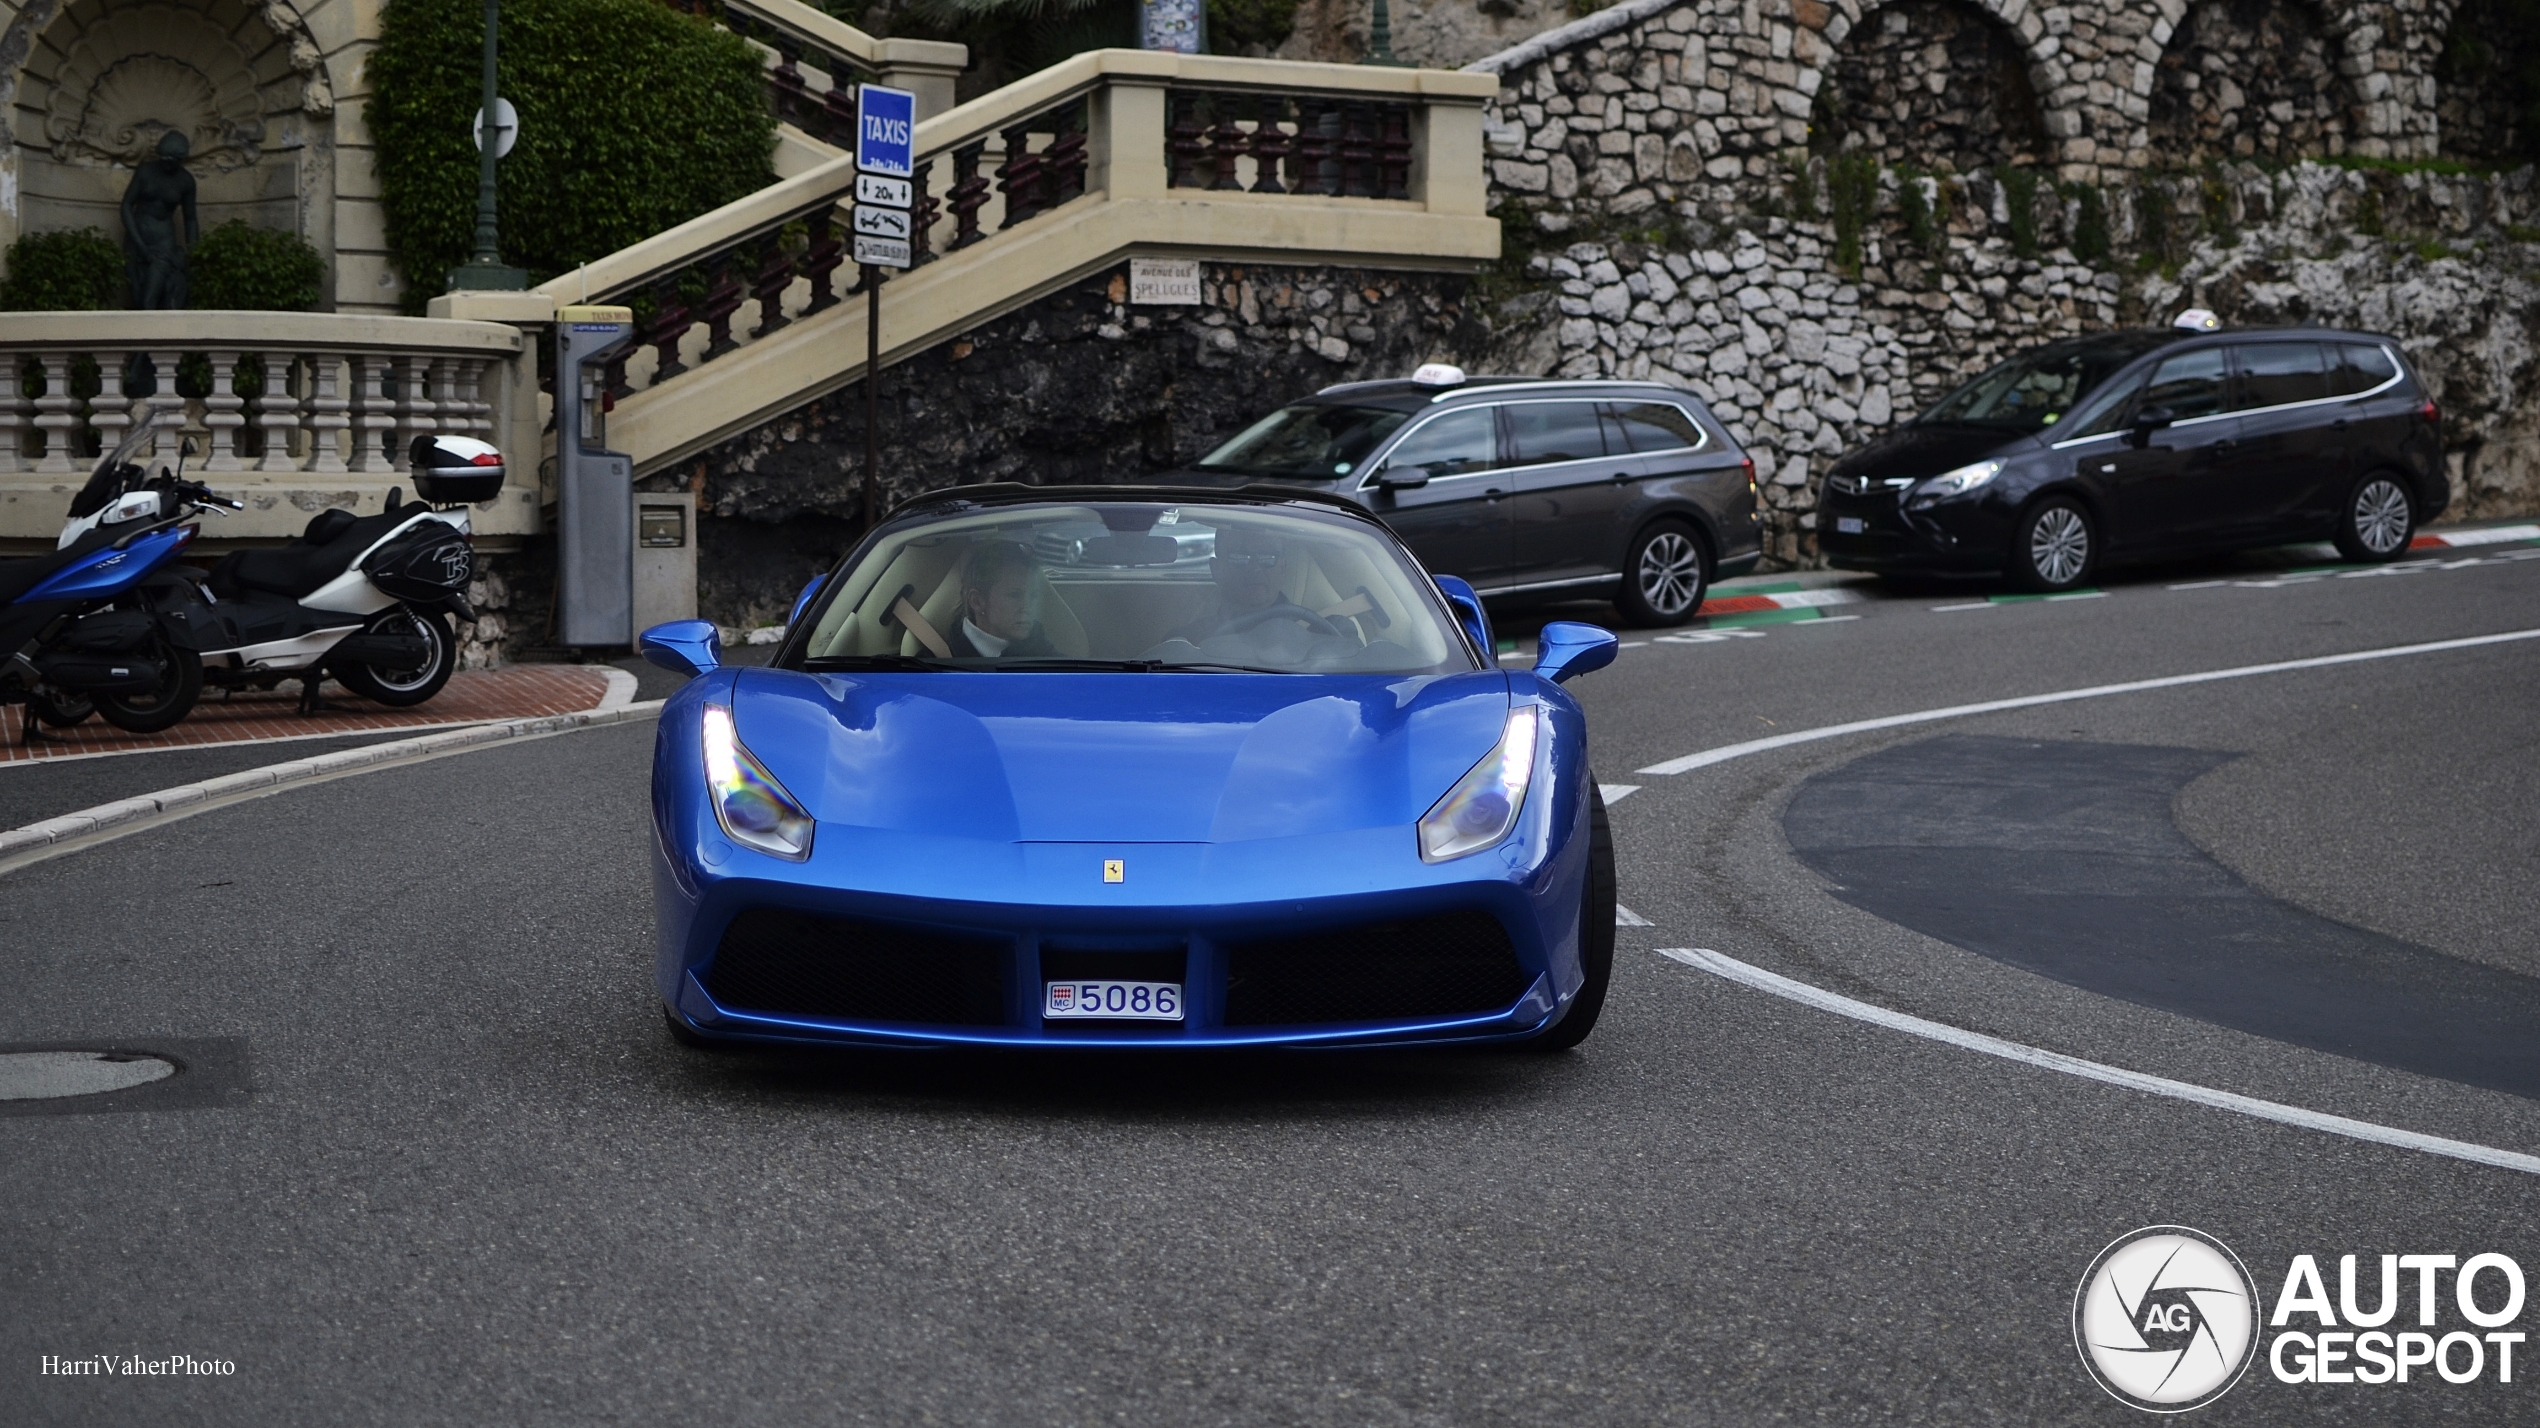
[0,312,538,543]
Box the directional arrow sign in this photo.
[856,174,912,208]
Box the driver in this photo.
[1167,524,1311,644]
[946,541,1056,658]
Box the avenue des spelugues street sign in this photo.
[853,83,916,269]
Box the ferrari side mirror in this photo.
[640,618,721,677]
[1533,621,1618,684]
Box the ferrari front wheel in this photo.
[1530,782,1615,1051]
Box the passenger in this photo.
[946,541,1056,658]
[1167,525,1320,644]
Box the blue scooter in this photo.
[1,424,239,735]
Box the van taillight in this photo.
[1742,456,1757,493]
[2419,398,2440,425]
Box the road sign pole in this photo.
[864,264,881,533]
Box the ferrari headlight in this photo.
[1419,705,1540,863]
[701,702,814,861]
[1906,459,2004,508]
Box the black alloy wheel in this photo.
[2334,472,2417,563]
[94,636,202,733]
[2008,497,2097,593]
[27,687,94,728]
[1617,519,1709,627]
[1530,782,1616,1052]
[334,607,456,707]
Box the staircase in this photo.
[515,20,1501,478]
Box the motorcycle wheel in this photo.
[95,638,203,733]
[27,688,95,728]
[334,607,456,707]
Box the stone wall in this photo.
[1470,0,2539,568]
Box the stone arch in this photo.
[3,0,334,270]
[2147,0,2360,160]
[2432,0,2537,162]
[1808,0,2055,172]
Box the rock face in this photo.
[1470,0,2540,567]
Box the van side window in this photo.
[1379,406,1499,480]
[1606,402,1706,453]
[2231,343,2328,410]
[2329,343,2400,397]
[2140,349,2229,420]
[2064,373,2145,438]
[1503,402,1612,466]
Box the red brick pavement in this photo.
[1,665,619,764]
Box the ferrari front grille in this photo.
[1220,912,1531,1027]
[706,908,1009,1026]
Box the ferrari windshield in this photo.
[1194,404,1410,479]
[1918,332,2177,434]
[793,500,1476,675]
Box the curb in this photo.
[0,699,666,868]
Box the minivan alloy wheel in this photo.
[2027,505,2090,586]
[2353,478,2411,555]
[1635,531,1703,619]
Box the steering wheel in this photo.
[1222,601,1342,637]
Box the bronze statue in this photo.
[120,131,199,309]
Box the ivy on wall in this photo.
[368,0,774,308]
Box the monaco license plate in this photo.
[1835,516,1866,534]
[1044,980,1183,1021]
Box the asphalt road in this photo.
[5,545,2538,1425]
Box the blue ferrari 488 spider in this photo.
[640,485,1620,1051]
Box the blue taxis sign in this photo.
[856,84,915,178]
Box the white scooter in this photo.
[64,435,498,712]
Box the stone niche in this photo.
[2149,0,2356,161]
[5,0,333,278]
[1811,0,2051,172]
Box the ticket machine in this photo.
[553,305,637,646]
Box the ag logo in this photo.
[2074,1225,2259,1412]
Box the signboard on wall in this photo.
[1129,258,1203,305]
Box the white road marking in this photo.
[1633,627,2540,776]
[2422,524,2540,547]
[1793,614,1861,626]
[1616,905,1653,927]
[1765,588,1865,609]
[597,667,639,710]
[2044,590,2108,601]
[1931,602,1993,612]
[1599,783,1641,804]
[1656,948,2540,1179]
[2167,579,2232,590]
[1654,628,1770,644]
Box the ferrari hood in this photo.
[726,668,1514,844]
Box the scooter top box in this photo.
[409,434,506,506]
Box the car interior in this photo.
[801,504,1463,670]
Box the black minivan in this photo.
[1816,326,2446,589]
[1156,373,1764,626]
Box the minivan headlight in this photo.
[701,702,814,861]
[1907,460,2005,507]
[1419,705,1540,863]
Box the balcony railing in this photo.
[0,312,536,541]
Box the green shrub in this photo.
[2068,184,2111,265]
[368,0,774,306]
[189,222,326,310]
[1898,171,1938,251]
[1207,0,1297,52]
[1827,151,1879,273]
[1,228,123,310]
[2000,168,2039,259]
